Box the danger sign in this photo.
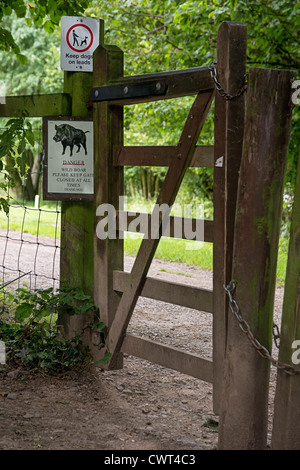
[61,16,100,72]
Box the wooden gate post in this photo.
[213,21,247,413]
[218,67,294,449]
[59,21,104,340]
[272,149,300,450]
[92,44,124,367]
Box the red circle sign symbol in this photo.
[66,24,93,53]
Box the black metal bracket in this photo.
[91,79,167,102]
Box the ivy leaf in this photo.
[0,198,9,214]
[43,20,56,34]
[96,352,111,366]
[3,6,12,16]
[25,128,35,146]
[75,303,95,314]
[15,303,33,322]
[74,292,91,301]
[93,322,106,331]
[33,16,44,27]
[12,1,27,18]
[16,54,28,65]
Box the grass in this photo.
[124,233,288,284]
[276,237,289,286]
[124,234,213,270]
[0,200,61,239]
[0,197,289,285]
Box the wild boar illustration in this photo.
[53,123,89,157]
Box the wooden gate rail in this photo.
[121,334,213,383]
[113,271,213,313]
[91,65,213,105]
[0,93,72,117]
[113,145,214,168]
[116,211,214,242]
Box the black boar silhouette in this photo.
[53,123,89,157]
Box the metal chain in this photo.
[224,280,300,376]
[209,62,248,101]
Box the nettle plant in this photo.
[0,286,107,372]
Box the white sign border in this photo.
[60,16,100,72]
[43,116,94,202]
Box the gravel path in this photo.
[0,230,284,450]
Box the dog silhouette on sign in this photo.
[81,36,88,46]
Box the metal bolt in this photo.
[94,90,99,98]
[124,86,129,94]
[156,82,161,91]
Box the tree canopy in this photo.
[0,0,89,63]
[0,0,299,203]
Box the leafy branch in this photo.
[0,0,90,62]
[0,286,108,372]
[0,112,35,212]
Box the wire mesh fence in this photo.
[0,126,61,297]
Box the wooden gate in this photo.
[90,21,247,411]
[1,17,297,449]
[61,20,296,449]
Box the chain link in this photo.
[224,280,300,376]
[209,62,248,101]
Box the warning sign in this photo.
[43,116,94,202]
[61,16,100,72]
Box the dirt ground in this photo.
[0,232,284,450]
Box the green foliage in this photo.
[0,16,63,95]
[87,0,299,204]
[0,114,34,161]
[0,113,37,211]
[9,285,100,321]
[0,0,90,62]
[0,0,299,208]
[0,320,84,371]
[88,0,299,74]
[0,286,106,372]
[0,202,61,238]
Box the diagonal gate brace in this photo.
[99,89,214,369]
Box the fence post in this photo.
[59,21,104,340]
[272,149,300,449]
[92,44,124,367]
[213,21,247,414]
[218,67,294,449]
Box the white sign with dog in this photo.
[43,117,94,201]
[61,16,100,72]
